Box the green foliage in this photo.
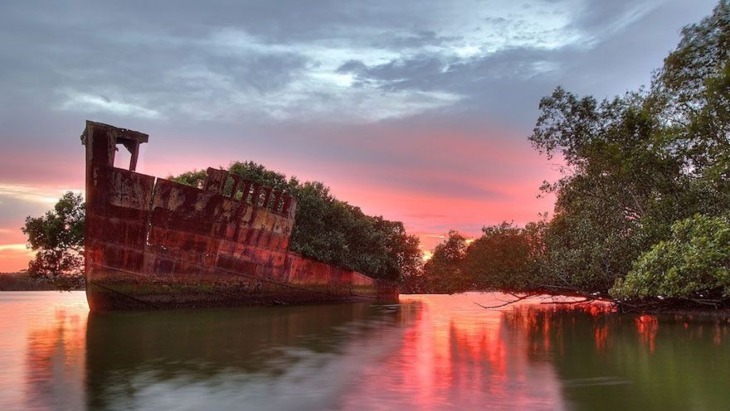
[172,161,421,281]
[414,222,546,294]
[170,169,207,189]
[528,1,730,300]
[169,161,300,196]
[22,192,85,290]
[652,0,730,210]
[228,161,299,192]
[610,214,730,300]
[421,230,468,293]
[463,222,543,292]
[284,179,421,282]
[530,88,675,293]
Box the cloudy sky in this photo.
[0,0,718,271]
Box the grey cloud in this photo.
[2,0,716,133]
[337,60,368,74]
[324,0,717,129]
[330,46,561,127]
[369,30,460,49]
[200,52,309,94]
[0,7,315,131]
[337,55,450,92]
[569,0,656,34]
[0,0,721,185]
[24,1,394,44]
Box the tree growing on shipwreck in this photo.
[170,161,423,282]
[23,160,422,290]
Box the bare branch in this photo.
[474,293,539,309]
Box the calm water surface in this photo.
[1,291,729,410]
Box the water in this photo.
[1,292,729,410]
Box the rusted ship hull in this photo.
[82,121,397,311]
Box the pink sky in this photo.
[0,121,559,272]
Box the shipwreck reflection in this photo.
[84,302,405,410]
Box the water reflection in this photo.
[502,304,730,411]
[25,308,86,410]
[343,295,565,410]
[85,303,406,410]
[3,292,730,410]
[0,292,88,411]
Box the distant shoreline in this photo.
[0,272,70,291]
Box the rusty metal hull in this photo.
[82,121,397,311]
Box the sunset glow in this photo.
[0,1,718,272]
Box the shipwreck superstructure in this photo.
[82,121,395,311]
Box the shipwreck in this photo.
[82,121,397,311]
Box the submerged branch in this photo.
[474,285,613,310]
[474,292,538,309]
[539,297,595,305]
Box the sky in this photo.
[0,0,718,272]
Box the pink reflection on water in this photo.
[0,292,88,410]
[635,314,659,354]
[341,293,566,410]
[25,308,87,409]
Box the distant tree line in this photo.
[401,223,546,295]
[0,271,58,291]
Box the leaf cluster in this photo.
[611,214,730,301]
